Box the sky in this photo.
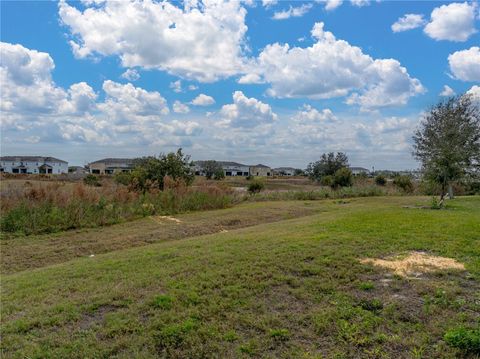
[1,0,479,169]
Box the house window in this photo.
[225,171,232,176]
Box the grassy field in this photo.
[1,196,479,358]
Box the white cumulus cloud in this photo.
[191,94,215,106]
[292,105,337,123]
[219,91,277,128]
[439,85,456,97]
[272,4,313,20]
[242,22,424,109]
[173,100,190,114]
[424,2,478,42]
[448,46,480,81]
[121,68,140,81]
[58,0,249,82]
[391,14,426,33]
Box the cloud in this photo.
[173,100,190,114]
[439,85,456,97]
[272,4,313,20]
[1,42,202,146]
[466,85,480,104]
[0,42,67,115]
[292,105,337,123]
[219,91,277,128]
[121,68,140,81]
[170,80,183,93]
[424,2,477,42]
[187,84,198,91]
[448,46,480,81]
[191,94,215,106]
[243,22,424,109]
[58,0,249,82]
[351,0,370,7]
[323,0,343,11]
[391,14,426,33]
[262,0,277,8]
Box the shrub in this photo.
[83,174,101,187]
[444,327,480,355]
[333,167,353,188]
[248,180,265,194]
[213,168,225,180]
[320,175,334,187]
[375,175,386,186]
[393,175,413,193]
[114,172,131,186]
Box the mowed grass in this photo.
[1,196,479,358]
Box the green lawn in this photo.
[1,196,479,358]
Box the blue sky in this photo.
[1,0,479,169]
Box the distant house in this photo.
[88,158,135,175]
[250,164,272,177]
[349,166,370,176]
[0,156,68,174]
[219,161,250,177]
[273,167,296,176]
[193,161,250,177]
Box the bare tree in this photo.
[413,94,480,205]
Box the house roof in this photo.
[89,158,135,165]
[349,166,370,172]
[250,164,271,168]
[274,167,296,171]
[0,156,68,163]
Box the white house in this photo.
[273,167,296,176]
[349,166,370,176]
[218,161,250,176]
[0,156,68,174]
[88,158,135,175]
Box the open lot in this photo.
[1,196,479,358]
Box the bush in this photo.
[375,175,386,186]
[114,172,131,186]
[320,175,334,187]
[213,168,225,180]
[333,167,353,188]
[393,175,413,193]
[248,180,265,194]
[83,174,101,187]
[444,327,480,355]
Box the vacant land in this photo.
[1,196,479,358]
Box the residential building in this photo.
[192,161,250,176]
[250,164,272,177]
[273,167,296,176]
[88,158,135,174]
[0,156,68,174]
[349,166,370,176]
[219,161,250,176]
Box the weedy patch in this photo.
[360,251,466,278]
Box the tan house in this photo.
[88,158,135,175]
[249,164,272,177]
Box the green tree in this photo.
[413,95,480,205]
[130,149,194,192]
[202,160,224,180]
[333,167,353,188]
[306,152,349,182]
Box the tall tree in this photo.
[413,94,480,204]
[306,152,349,182]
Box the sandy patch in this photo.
[153,216,182,224]
[360,251,465,278]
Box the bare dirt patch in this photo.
[360,251,465,278]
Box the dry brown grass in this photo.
[360,251,466,278]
